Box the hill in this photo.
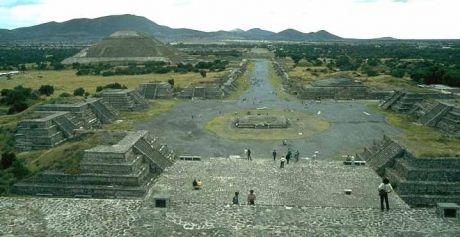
[0,14,343,43]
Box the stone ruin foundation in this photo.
[137,81,173,99]
[298,77,391,100]
[357,135,460,207]
[178,59,248,100]
[234,114,289,129]
[380,91,459,137]
[12,130,177,199]
[101,89,149,111]
[15,98,118,151]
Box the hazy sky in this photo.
[0,0,458,39]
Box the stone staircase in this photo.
[418,102,452,126]
[379,91,404,109]
[357,136,404,176]
[52,114,78,138]
[133,138,174,173]
[88,99,118,124]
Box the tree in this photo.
[167,79,175,87]
[200,70,207,78]
[291,54,303,65]
[38,85,54,96]
[73,87,85,96]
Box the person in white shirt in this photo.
[280,156,286,168]
[378,177,393,211]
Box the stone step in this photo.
[12,182,149,199]
[399,194,460,207]
[394,159,460,182]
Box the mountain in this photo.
[0,14,343,43]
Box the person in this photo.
[247,190,256,205]
[280,156,286,168]
[294,150,300,162]
[232,192,240,205]
[286,150,292,164]
[192,179,198,188]
[195,179,203,190]
[272,149,277,161]
[378,177,393,211]
[247,148,252,161]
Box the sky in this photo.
[0,0,458,39]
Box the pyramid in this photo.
[62,31,184,64]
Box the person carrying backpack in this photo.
[378,177,393,211]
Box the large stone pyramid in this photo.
[62,31,184,64]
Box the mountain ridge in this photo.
[0,14,345,43]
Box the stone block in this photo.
[154,194,171,208]
[436,203,459,218]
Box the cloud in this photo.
[357,0,409,3]
[0,0,41,8]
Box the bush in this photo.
[59,92,72,97]
[96,83,127,92]
[1,152,16,169]
[73,87,85,96]
[7,103,28,114]
[38,85,55,96]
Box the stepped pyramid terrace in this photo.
[62,31,185,64]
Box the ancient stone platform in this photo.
[1,158,459,236]
[101,89,149,111]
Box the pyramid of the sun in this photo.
[62,31,184,64]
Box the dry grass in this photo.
[363,75,429,92]
[368,103,460,157]
[0,69,226,96]
[205,108,330,140]
[105,100,179,131]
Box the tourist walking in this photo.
[247,148,252,161]
[272,149,277,161]
[378,177,393,211]
[232,192,240,205]
[294,150,300,162]
[286,150,292,164]
[280,156,286,168]
[247,190,256,205]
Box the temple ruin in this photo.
[101,89,149,111]
[13,130,177,198]
[234,115,289,129]
[357,135,460,206]
[15,99,118,151]
[137,81,173,99]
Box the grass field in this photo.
[0,69,226,96]
[105,100,179,131]
[205,108,330,140]
[368,103,460,157]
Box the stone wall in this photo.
[12,130,177,199]
[359,135,460,206]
